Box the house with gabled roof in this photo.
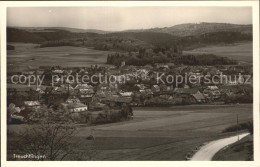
[67,103,88,113]
[135,84,147,90]
[24,101,40,109]
[66,96,81,104]
[192,94,206,103]
[51,86,68,95]
[151,85,160,93]
[159,84,168,92]
[144,89,153,96]
[120,92,133,97]
[61,96,88,113]
[203,86,221,100]
[52,69,64,74]
[97,83,111,92]
[74,83,95,98]
[173,88,201,95]
[173,87,205,104]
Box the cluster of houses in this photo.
[7,64,253,122]
[130,84,223,106]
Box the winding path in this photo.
[190,133,249,161]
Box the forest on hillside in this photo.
[7,23,251,66]
[107,49,237,66]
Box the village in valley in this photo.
[7,60,253,124]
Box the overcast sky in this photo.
[7,7,252,31]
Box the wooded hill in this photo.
[7,22,252,51]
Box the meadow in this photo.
[7,43,112,69]
[8,104,253,160]
[8,42,253,70]
[183,42,253,64]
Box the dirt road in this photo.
[190,133,249,161]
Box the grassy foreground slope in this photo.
[8,104,252,160]
[8,104,253,160]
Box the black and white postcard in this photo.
[0,1,259,167]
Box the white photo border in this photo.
[0,1,259,167]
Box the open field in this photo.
[8,104,253,160]
[183,42,252,64]
[8,41,253,70]
[7,43,112,69]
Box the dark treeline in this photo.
[39,41,80,48]
[107,47,181,66]
[7,28,45,43]
[7,28,100,44]
[106,32,179,48]
[107,48,237,66]
[178,31,252,50]
[40,36,154,52]
[86,36,152,52]
[174,54,237,65]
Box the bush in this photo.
[174,54,237,65]
[222,120,253,134]
[7,45,15,50]
[246,120,253,134]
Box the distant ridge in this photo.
[129,22,252,37]
[7,22,252,49]
[10,22,252,36]
[12,26,110,34]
